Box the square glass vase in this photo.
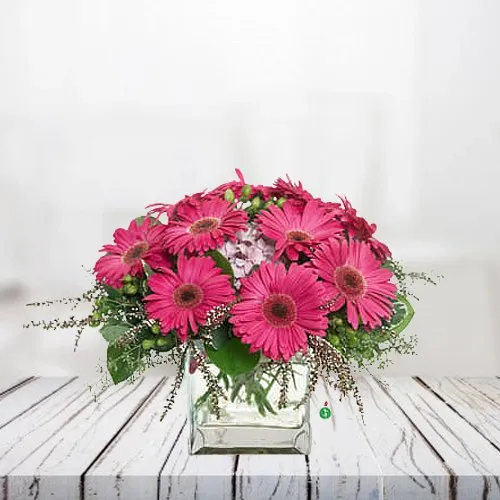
[187,353,311,455]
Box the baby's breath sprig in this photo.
[189,341,227,419]
[278,362,291,410]
[160,343,188,421]
[308,336,364,420]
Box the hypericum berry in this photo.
[251,196,262,209]
[151,323,161,335]
[224,189,235,202]
[329,334,341,347]
[122,283,139,296]
[241,184,252,200]
[276,197,287,208]
[122,274,133,284]
[142,339,156,350]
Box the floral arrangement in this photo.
[26,170,438,420]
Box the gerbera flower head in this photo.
[230,262,328,362]
[162,198,248,255]
[94,218,170,288]
[257,200,343,261]
[311,238,397,331]
[144,253,235,341]
[336,196,392,261]
[272,175,315,203]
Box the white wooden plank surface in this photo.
[1,376,499,500]
[355,376,449,499]
[420,377,500,450]
[0,376,33,396]
[378,376,500,499]
[0,376,75,429]
[158,390,235,500]
[236,454,307,499]
[84,377,187,500]
[4,377,162,500]
[311,380,382,499]
[460,377,500,406]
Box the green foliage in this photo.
[99,318,133,342]
[205,337,260,377]
[107,343,144,384]
[206,250,235,284]
[326,294,418,370]
[210,322,231,349]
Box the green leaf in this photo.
[143,261,154,278]
[210,322,231,349]
[135,215,161,227]
[206,250,234,283]
[107,344,142,384]
[206,337,260,377]
[391,294,415,334]
[100,319,132,342]
[103,284,122,300]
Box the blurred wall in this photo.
[0,0,499,378]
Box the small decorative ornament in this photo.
[25,170,439,455]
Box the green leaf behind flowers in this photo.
[206,250,234,284]
[107,343,143,384]
[390,294,415,334]
[206,337,259,377]
[100,318,132,342]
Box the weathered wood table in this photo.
[0,376,499,499]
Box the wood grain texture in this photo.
[378,376,500,500]
[158,394,235,500]
[2,377,162,500]
[84,377,187,500]
[0,377,34,396]
[356,376,449,499]
[0,376,75,429]
[0,376,499,500]
[420,377,500,450]
[311,380,382,499]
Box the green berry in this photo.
[336,326,346,335]
[240,184,252,201]
[142,339,156,350]
[251,196,262,209]
[224,189,235,202]
[122,283,139,296]
[122,274,133,284]
[334,317,344,326]
[263,200,274,209]
[276,197,287,208]
[151,323,161,335]
[329,334,341,347]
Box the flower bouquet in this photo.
[26,170,437,454]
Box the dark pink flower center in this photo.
[262,293,297,327]
[173,283,204,309]
[286,230,312,242]
[122,241,149,265]
[334,265,366,300]
[189,217,220,234]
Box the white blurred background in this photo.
[1,0,499,381]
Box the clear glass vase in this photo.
[187,350,311,455]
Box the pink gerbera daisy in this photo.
[311,238,397,331]
[257,200,343,261]
[144,253,235,341]
[230,262,328,362]
[336,196,392,261]
[94,218,170,288]
[161,198,248,255]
